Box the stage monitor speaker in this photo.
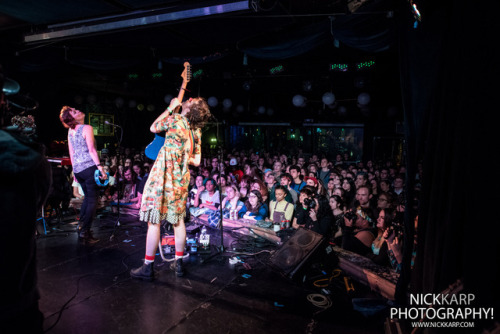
[269,228,331,279]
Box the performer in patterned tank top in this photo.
[130,96,211,280]
[59,106,107,244]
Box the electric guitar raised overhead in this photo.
[145,62,191,161]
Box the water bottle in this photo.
[200,226,209,248]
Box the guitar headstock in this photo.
[182,62,192,83]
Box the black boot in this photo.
[130,262,154,281]
[170,258,185,277]
[79,230,99,244]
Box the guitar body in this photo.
[145,133,165,161]
[145,62,191,161]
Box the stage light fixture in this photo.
[2,78,20,95]
[24,1,250,43]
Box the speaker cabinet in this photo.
[269,228,329,279]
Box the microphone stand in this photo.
[110,124,123,241]
[201,119,226,263]
[216,141,225,252]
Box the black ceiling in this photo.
[0,0,403,131]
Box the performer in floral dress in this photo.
[131,97,211,280]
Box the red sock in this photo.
[144,254,155,264]
[175,251,184,258]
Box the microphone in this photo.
[105,120,121,128]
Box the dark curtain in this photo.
[399,0,499,331]
[237,21,331,60]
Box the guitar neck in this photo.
[177,80,188,103]
[171,79,188,114]
[172,62,191,113]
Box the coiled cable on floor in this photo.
[306,293,332,310]
[312,268,342,288]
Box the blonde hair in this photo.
[228,184,240,196]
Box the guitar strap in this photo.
[188,128,195,156]
[181,116,195,156]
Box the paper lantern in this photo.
[115,97,124,108]
[207,96,218,107]
[164,94,173,104]
[87,94,96,104]
[357,93,371,105]
[292,94,306,107]
[222,98,232,109]
[322,92,335,105]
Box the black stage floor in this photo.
[36,210,390,334]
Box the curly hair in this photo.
[185,97,211,129]
[59,105,79,129]
[251,178,269,199]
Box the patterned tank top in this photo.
[69,125,95,173]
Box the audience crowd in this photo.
[58,145,421,274]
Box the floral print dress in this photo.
[139,113,201,224]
